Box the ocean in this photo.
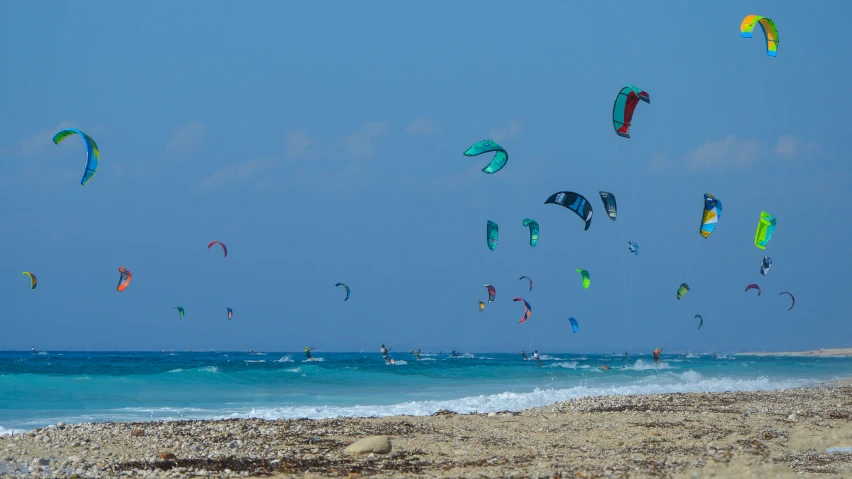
[2,350,851,434]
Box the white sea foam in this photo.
[275,356,293,363]
[241,373,816,420]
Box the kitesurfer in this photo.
[520,351,528,360]
[305,346,315,361]
[532,350,543,367]
[381,344,389,358]
[712,353,717,359]
[601,364,611,370]
[31,347,35,354]
[451,350,459,357]
[652,348,662,364]
[410,349,421,360]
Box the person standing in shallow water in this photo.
[653,348,662,364]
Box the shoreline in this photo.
[736,347,852,357]
[2,385,851,478]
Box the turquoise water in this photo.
[2,350,851,433]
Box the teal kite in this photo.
[486,220,499,251]
[523,219,539,247]
[613,86,650,138]
[464,140,507,174]
[174,306,185,319]
[52,128,100,186]
[695,314,703,329]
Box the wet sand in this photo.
[2,385,852,478]
[737,348,852,357]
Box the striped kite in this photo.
[700,194,723,238]
[740,15,779,57]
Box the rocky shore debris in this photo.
[0,387,849,477]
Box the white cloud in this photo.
[489,121,522,142]
[286,129,316,158]
[20,121,76,157]
[200,157,277,190]
[775,135,797,158]
[406,118,435,135]
[684,136,762,169]
[166,122,206,159]
[343,122,388,158]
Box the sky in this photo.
[0,1,847,353]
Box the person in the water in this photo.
[31,347,35,354]
[532,350,543,367]
[381,344,389,358]
[652,348,662,364]
[451,350,459,357]
[520,351,528,360]
[304,346,315,361]
[712,353,717,359]
[410,349,421,360]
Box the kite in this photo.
[52,128,100,186]
[700,194,723,238]
[208,241,228,258]
[628,241,639,255]
[174,306,185,319]
[612,85,650,138]
[486,220,499,251]
[335,283,351,301]
[576,269,590,289]
[740,15,779,57]
[523,219,539,247]
[760,256,772,276]
[513,297,532,323]
[599,192,617,220]
[477,300,485,312]
[464,140,508,174]
[745,284,762,296]
[695,314,703,329]
[227,307,233,320]
[519,276,534,291]
[484,284,496,303]
[22,272,37,290]
[544,191,593,230]
[677,283,690,300]
[754,211,776,250]
[568,317,579,334]
[116,267,132,292]
[780,291,795,311]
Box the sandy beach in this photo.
[1,385,851,478]
[736,348,852,357]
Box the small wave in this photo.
[283,367,301,373]
[302,358,325,362]
[168,368,184,373]
[0,426,25,436]
[419,358,436,361]
[200,366,220,373]
[37,352,47,355]
[684,353,700,359]
[242,375,814,420]
[244,360,266,363]
[549,361,578,369]
[538,354,563,361]
[275,356,293,363]
[387,360,408,366]
[623,359,673,371]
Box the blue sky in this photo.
[0,1,847,353]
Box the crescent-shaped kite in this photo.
[53,128,100,186]
[208,241,228,258]
[464,140,508,174]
